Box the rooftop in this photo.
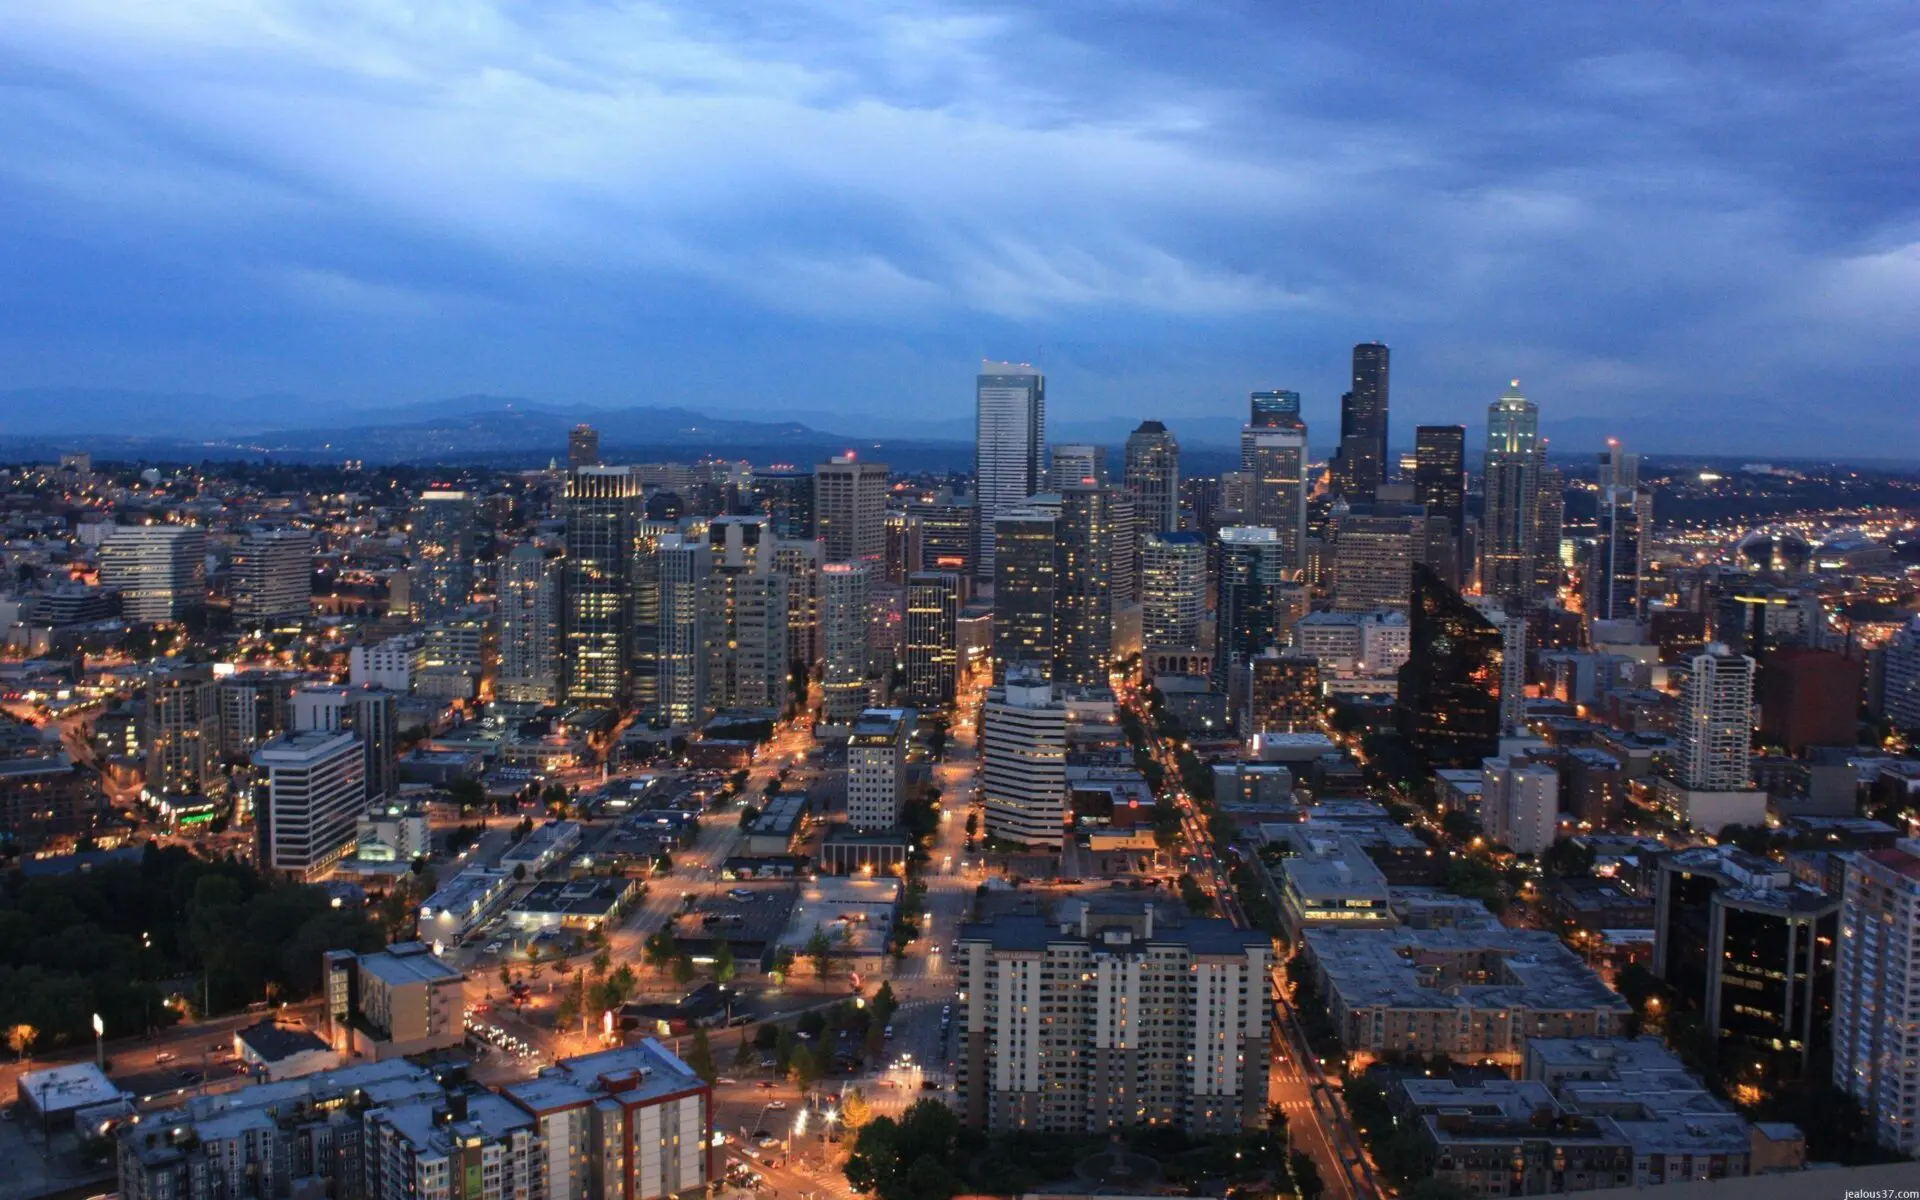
[1305,926,1630,1017]
[354,942,464,988]
[505,1039,702,1115]
[236,1020,330,1063]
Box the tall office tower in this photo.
[1398,563,1505,767]
[563,467,642,703]
[1596,438,1640,490]
[1182,474,1224,541]
[147,662,218,798]
[216,670,298,760]
[231,528,313,624]
[1833,838,1920,1156]
[1532,460,1566,594]
[627,520,676,715]
[1248,649,1321,735]
[1469,597,1528,736]
[1105,486,1138,606]
[1758,647,1863,754]
[1481,379,1541,608]
[1413,425,1466,586]
[770,537,823,672]
[981,667,1067,847]
[1250,388,1303,429]
[497,542,561,703]
[567,423,600,468]
[1247,426,1309,570]
[846,707,913,831]
[1048,443,1106,490]
[1054,483,1113,687]
[100,525,207,623]
[819,562,873,724]
[252,730,365,881]
[654,534,711,725]
[1213,526,1292,689]
[1587,485,1647,622]
[1877,616,1920,734]
[291,684,399,800]
[701,517,790,712]
[409,489,474,619]
[1329,502,1423,614]
[814,453,889,564]
[956,908,1270,1135]
[1328,343,1390,499]
[1140,531,1207,648]
[750,468,815,540]
[1680,644,1757,792]
[974,361,1046,580]
[883,512,924,585]
[905,572,962,708]
[905,489,972,575]
[992,508,1057,682]
[1122,421,1180,535]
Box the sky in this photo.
[0,1,1915,454]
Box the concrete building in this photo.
[410,490,474,620]
[974,361,1046,581]
[846,707,913,831]
[956,905,1270,1135]
[1482,755,1560,855]
[1681,644,1757,792]
[1833,837,1920,1155]
[1123,420,1180,535]
[498,542,562,703]
[101,524,207,623]
[700,518,790,713]
[568,422,600,467]
[819,561,872,723]
[1247,649,1321,735]
[1214,525,1298,690]
[904,572,961,708]
[145,662,219,801]
[504,1040,712,1200]
[231,528,313,623]
[292,684,400,800]
[1246,427,1309,570]
[351,635,418,693]
[254,729,366,881]
[1329,501,1425,614]
[982,667,1067,847]
[1277,834,1394,937]
[814,453,889,564]
[564,466,644,703]
[1054,482,1113,686]
[1140,530,1206,649]
[323,943,465,1062]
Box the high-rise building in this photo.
[254,729,366,881]
[562,467,642,703]
[769,537,823,673]
[1140,531,1207,648]
[1329,342,1390,499]
[1833,838,1920,1155]
[1398,564,1505,767]
[503,1042,712,1200]
[701,517,790,712]
[904,572,961,709]
[1413,425,1466,586]
[100,525,207,623]
[497,542,561,703]
[1680,645,1757,792]
[956,907,1270,1134]
[981,668,1067,847]
[906,489,972,576]
[216,670,299,761]
[1596,438,1640,490]
[883,512,924,585]
[749,468,815,540]
[1470,597,1528,736]
[146,662,218,799]
[1481,756,1559,855]
[231,528,313,623]
[1482,380,1541,608]
[1532,460,1566,594]
[567,423,600,468]
[820,562,872,724]
[1248,649,1321,735]
[1329,501,1423,614]
[1587,484,1648,622]
[1105,486,1138,606]
[628,519,676,715]
[1047,443,1105,490]
[1054,483,1112,687]
[974,362,1046,580]
[1249,388,1303,429]
[846,707,913,830]
[655,534,711,725]
[1213,526,1293,689]
[1123,421,1180,535]
[992,507,1057,682]
[1246,426,1309,570]
[409,489,474,620]
[1880,618,1920,735]
[814,453,889,564]
[291,684,400,800]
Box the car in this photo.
[759,1059,776,1070]
[757,1080,775,1090]
[155,1052,178,1064]
[180,1070,203,1084]
[883,1024,894,1039]
[754,1134,779,1148]
[768,1100,788,1111]
[717,1077,738,1085]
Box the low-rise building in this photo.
[1275,833,1395,937]
[234,1019,339,1081]
[507,877,641,932]
[323,942,465,1062]
[501,820,583,876]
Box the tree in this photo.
[713,938,736,984]
[542,783,571,814]
[733,1037,757,1070]
[7,1023,36,1064]
[591,945,613,977]
[738,805,761,830]
[1178,873,1214,915]
[444,777,486,812]
[672,954,696,986]
[840,1086,873,1132]
[498,964,513,991]
[644,929,677,969]
[787,1040,818,1088]
[771,946,796,979]
[1542,838,1597,878]
[806,926,834,979]
[870,981,899,1029]
[1289,1149,1325,1200]
[686,1027,718,1083]
[512,863,528,882]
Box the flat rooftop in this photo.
[355,942,464,988]
[1306,926,1631,1017]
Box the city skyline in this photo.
[0,4,1914,457]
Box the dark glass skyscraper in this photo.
[1413,425,1466,538]
[563,466,643,703]
[1482,379,1541,608]
[1587,485,1646,621]
[992,507,1056,681]
[1249,389,1302,429]
[1213,526,1292,689]
[1397,563,1504,767]
[1331,343,1389,499]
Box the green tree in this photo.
[712,938,736,984]
[805,925,834,979]
[870,981,899,1029]
[672,954,696,986]
[686,1027,718,1083]
[644,928,677,969]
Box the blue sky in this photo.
[1,1,1915,453]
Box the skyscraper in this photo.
[567,423,600,468]
[1140,531,1206,648]
[497,542,561,703]
[101,525,207,623]
[1122,421,1180,535]
[1329,501,1423,614]
[814,453,889,564]
[1398,563,1505,767]
[1680,644,1757,792]
[992,507,1057,681]
[974,362,1045,580]
[1596,438,1640,490]
[1413,425,1466,586]
[1532,460,1566,594]
[701,517,791,713]
[253,730,366,882]
[655,533,711,725]
[563,467,642,703]
[1248,649,1321,736]
[1213,526,1293,689]
[883,512,924,585]
[749,468,815,540]
[1247,427,1309,571]
[1878,616,1920,735]
[1054,483,1113,687]
[147,662,218,799]
[1470,597,1528,736]
[981,667,1067,847]
[409,489,474,619]
[1330,343,1390,499]
[819,562,872,724]
[1481,380,1541,608]
[1833,837,1920,1155]
[1587,485,1647,622]
[1249,389,1303,429]
[905,572,962,708]
[1047,443,1105,490]
[231,528,313,624]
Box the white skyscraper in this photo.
[846,707,913,831]
[1140,531,1206,648]
[974,362,1045,580]
[254,729,366,881]
[101,524,207,623]
[232,528,313,623]
[1247,426,1309,571]
[981,667,1067,847]
[1481,756,1559,855]
[820,561,873,724]
[497,542,561,703]
[657,534,711,726]
[1680,644,1756,791]
[1833,838,1920,1156]
[813,454,889,564]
